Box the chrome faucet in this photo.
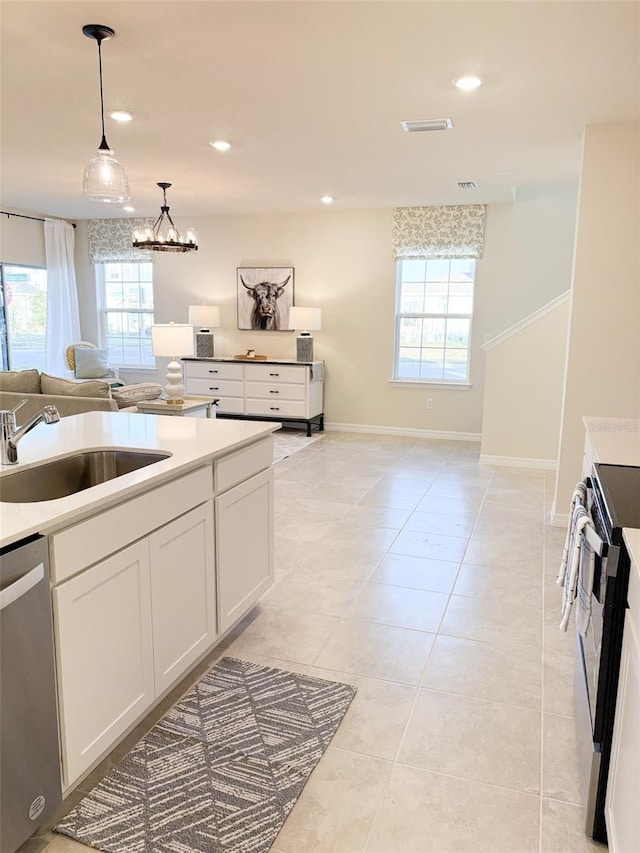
[0,400,61,465]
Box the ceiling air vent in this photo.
[401,119,453,133]
[457,181,478,190]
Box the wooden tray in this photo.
[234,354,268,360]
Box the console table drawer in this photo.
[188,377,244,398]
[245,364,306,384]
[246,399,306,418]
[186,361,244,381]
[216,397,245,415]
[245,381,306,402]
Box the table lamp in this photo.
[151,322,194,404]
[188,305,221,358]
[288,307,322,362]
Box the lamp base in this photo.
[164,358,186,404]
[296,334,314,362]
[195,331,214,358]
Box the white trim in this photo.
[479,453,557,470]
[389,380,472,390]
[481,290,570,352]
[550,508,570,527]
[325,422,481,442]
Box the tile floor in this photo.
[23,431,604,853]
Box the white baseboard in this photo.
[549,501,570,527]
[324,422,481,442]
[478,454,557,470]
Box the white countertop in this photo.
[0,412,278,549]
[583,417,640,465]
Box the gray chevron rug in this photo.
[55,657,356,853]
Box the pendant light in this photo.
[82,24,130,203]
[132,183,198,253]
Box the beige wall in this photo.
[75,187,577,434]
[480,296,570,464]
[554,121,640,519]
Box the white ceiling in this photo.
[2,1,638,221]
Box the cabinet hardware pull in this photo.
[269,390,279,394]
[209,387,219,391]
[270,407,280,411]
[208,369,218,374]
[269,372,279,377]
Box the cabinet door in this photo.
[605,609,640,852]
[215,468,274,633]
[53,541,154,787]
[149,502,216,695]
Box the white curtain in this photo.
[44,219,81,376]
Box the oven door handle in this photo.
[605,544,620,578]
[583,524,608,557]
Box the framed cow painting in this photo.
[237,267,295,331]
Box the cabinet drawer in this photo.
[185,361,244,381]
[51,467,213,583]
[245,364,307,384]
[188,377,244,398]
[215,438,272,493]
[216,397,245,415]
[245,381,306,402]
[246,399,306,418]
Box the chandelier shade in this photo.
[82,24,130,203]
[132,183,198,253]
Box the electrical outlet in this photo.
[426,398,434,410]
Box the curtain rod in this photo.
[1,210,76,228]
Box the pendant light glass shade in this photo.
[83,147,130,203]
[82,24,130,203]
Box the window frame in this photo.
[95,262,156,370]
[391,258,475,388]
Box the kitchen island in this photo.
[0,411,278,791]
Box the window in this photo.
[0,264,48,371]
[96,262,155,367]
[393,258,475,384]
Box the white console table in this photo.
[183,358,324,436]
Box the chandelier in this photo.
[132,183,198,253]
[82,24,130,203]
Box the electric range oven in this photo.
[578,463,640,843]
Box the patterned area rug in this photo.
[55,657,356,853]
[273,432,321,464]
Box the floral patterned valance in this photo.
[392,205,486,260]
[87,217,154,263]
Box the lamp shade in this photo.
[288,307,322,331]
[188,305,221,329]
[151,323,194,357]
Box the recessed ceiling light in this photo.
[110,110,133,122]
[454,76,482,91]
[123,205,135,212]
[321,196,334,204]
[209,140,231,151]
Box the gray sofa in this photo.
[0,369,165,422]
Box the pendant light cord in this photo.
[97,37,110,151]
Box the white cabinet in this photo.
[53,540,154,787]
[54,500,215,787]
[605,557,640,853]
[215,467,274,633]
[183,358,324,434]
[149,504,216,695]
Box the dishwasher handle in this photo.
[0,563,44,611]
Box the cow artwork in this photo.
[236,267,295,331]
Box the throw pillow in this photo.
[40,373,112,399]
[74,347,110,379]
[111,383,163,408]
[0,368,41,393]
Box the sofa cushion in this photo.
[111,383,163,408]
[0,369,41,393]
[41,373,112,399]
[74,347,110,379]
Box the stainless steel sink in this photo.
[0,450,171,503]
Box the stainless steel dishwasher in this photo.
[1,534,62,852]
